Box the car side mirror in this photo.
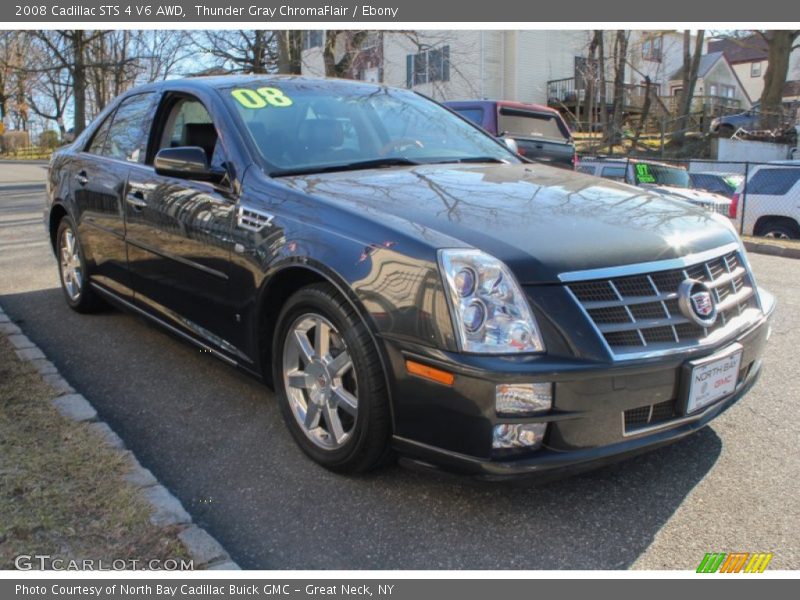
[154,147,225,183]
[501,137,519,154]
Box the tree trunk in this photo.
[673,30,704,143]
[277,31,302,74]
[582,31,600,133]
[607,30,628,149]
[324,31,369,78]
[252,30,267,74]
[323,31,338,77]
[73,31,87,135]
[597,31,607,135]
[759,31,798,129]
[633,76,652,146]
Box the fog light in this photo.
[492,423,547,450]
[495,383,552,416]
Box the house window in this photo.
[722,85,736,98]
[708,84,718,97]
[303,31,324,50]
[406,45,450,87]
[642,35,663,62]
[751,61,762,77]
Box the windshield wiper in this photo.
[446,156,509,164]
[273,157,421,177]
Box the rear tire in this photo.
[56,217,105,313]
[272,283,392,473]
[755,219,800,240]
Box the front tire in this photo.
[56,217,104,313]
[272,283,392,473]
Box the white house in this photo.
[299,30,748,126]
[708,35,800,105]
[301,30,593,104]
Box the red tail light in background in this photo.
[729,193,739,219]
[573,153,579,170]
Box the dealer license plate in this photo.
[686,345,743,414]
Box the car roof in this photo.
[580,157,685,169]
[691,171,743,177]
[124,74,393,96]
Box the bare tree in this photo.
[758,30,800,128]
[672,29,705,143]
[27,63,72,139]
[0,32,24,127]
[194,30,277,74]
[322,30,372,78]
[31,30,110,134]
[579,32,603,132]
[87,30,143,114]
[606,30,630,147]
[134,30,194,82]
[276,31,303,75]
[596,31,607,133]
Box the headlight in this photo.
[438,249,545,354]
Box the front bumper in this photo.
[384,291,775,480]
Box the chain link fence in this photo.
[576,156,800,240]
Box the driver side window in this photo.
[157,97,227,169]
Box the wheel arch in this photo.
[254,261,397,430]
[48,202,70,253]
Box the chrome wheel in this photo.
[764,231,790,240]
[282,313,358,451]
[59,228,83,301]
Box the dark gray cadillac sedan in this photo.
[45,76,775,479]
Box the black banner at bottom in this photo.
[2,579,795,600]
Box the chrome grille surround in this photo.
[561,243,764,360]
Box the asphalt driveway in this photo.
[1,165,798,569]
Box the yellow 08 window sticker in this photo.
[231,87,293,109]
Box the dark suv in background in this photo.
[446,100,576,169]
[46,76,774,479]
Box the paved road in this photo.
[1,167,798,570]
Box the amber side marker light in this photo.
[405,360,455,386]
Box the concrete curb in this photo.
[0,302,240,571]
[744,239,800,260]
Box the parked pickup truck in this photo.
[445,100,576,169]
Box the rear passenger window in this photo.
[104,93,156,163]
[601,166,627,181]
[748,168,800,195]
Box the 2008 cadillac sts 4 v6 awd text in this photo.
[46,76,775,479]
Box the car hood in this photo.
[279,163,738,284]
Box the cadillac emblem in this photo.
[678,279,718,327]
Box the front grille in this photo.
[624,400,676,432]
[568,249,760,356]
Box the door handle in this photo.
[126,190,147,210]
[75,171,89,186]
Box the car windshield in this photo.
[633,162,690,188]
[220,80,519,176]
